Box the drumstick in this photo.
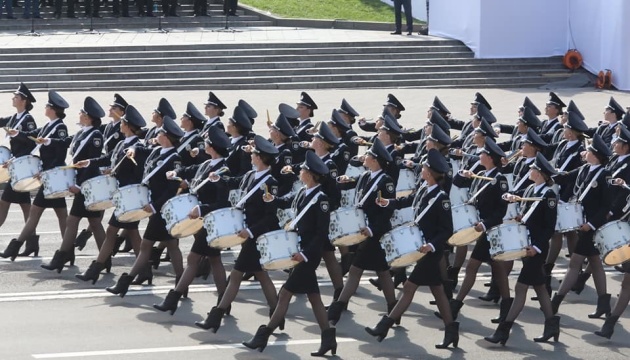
[469,174,494,181]
[60,164,80,170]
[28,136,38,142]
[264,184,270,197]
[266,109,272,127]
[128,156,137,166]
[377,190,382,202]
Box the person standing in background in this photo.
[391,0,412,35]
[224,0,237,16]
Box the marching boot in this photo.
[479,279,500,303]
[75,261,105,284]
[431,280,453,305]
[217,292,231,316]
[435,299,463,320]
[484,321,513,345]
[174,275,188,298]
[74,229,93,251]
[393,269,407,288]
[242,325,273,352]
[588,293,611,319]
[447,266,460,290]
[111,235,126,257]
[131,264,153,285]
[550,293,564,315]
[572,271,591,295]
[388,301,401,325]
[150,247,164,270]
[18,235,39,257]
[153,290,183,315]
[340,252,354,276]
[106,273,133,297]
[365,316,395,342]
[0,239,23,261]
[327,300,347,325]
[196,257,211,280]
[435,321,459,349]
[104,257,112,273]
[195,306,225,332]
[311,327,337,356]
[41,250,74,273]
[369,278,382,291]
[534,315,560,342]
[595,315,619,339]
[491,297,514,324]
[270,307,285,330]
[332,287,343,302]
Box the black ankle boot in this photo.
[388,301,400,325]
[365,316,395,342]
[332,287,343,302]
[369,278,382,291]
[269,306,285,330]
[74,229,93,251]
[595,315,619,339]
[153,289,183,315]
[195,306,225,333]
[0,239,23,261]
[479,279,500,303]
[393,269,407,288]
[534,315,560,342]
[588,294,611,319]
[311,327,337,356]
[327,301,347,325]
[551,293,564,315]
[150,247,164,270]
[18,235,39,257]
[75,261,105,284]
[174,275,188,298]
[491,297,514,324]
[217,292,231,316]
[111,235,126,257]
[242,325,273,352]
[104,257,112,274]
[447,266,460,289]
[435,321,459,349]
[131,265,153,285]
[484,321,513,345]
[196,257,211,280]
[435,299,463,320]
[106,273,134,297]
[572,271,591,295]
[41,250,74,273]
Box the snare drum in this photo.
[329,207,368,246]
[555,201,583,233]
[505,173,514,191]
[390,207,414,227]
[381,224,425,267]
[41,166,76,199]
[0,146,12,183]
[228,189,245,207]
[204,207,246,249]
[8,155,42,192]
[112,184,151,222]
[487,222,530,261]
[447,204,481,246]
[594,220,630,266]
[503,202,520,221]
[340,189,356,208]
[257,230,300,270]
[345,164,364,179]
[81,175,117,211]
[276,208,295,227]
[161,194,203,238]
[396,169,415,197]
[449,185,468,207]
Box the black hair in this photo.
[53,107,66,120]
[165,133,180,147]
[258,152,275,166]
[18,94,34,112]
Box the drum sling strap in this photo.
[176,132,200,154]
[30,122,63,155]
[577,168,604,203]
[356,173,385,207]
[141,152,178,185]
[286,190,324,231]
[414,191,444,223]
[235,174,272,209]
[521,186,548,223]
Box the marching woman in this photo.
[0,83,38,258]
[485,153,560,345]
[74,105,146,284]
[142,98,176,147]
[41,97,106,273]
[152,126,232,314]
[242,151,337,356]
[327,138,397,325]
[201,91,226,136]
[336,99,360,159]
[269,113,298,197]
[328,109,352,176]
[194,135,280,333]
[0,91,71,261]
[176,102,206,167]
[366,149,459,349]
[106,116,184,296]
[225,106,253,177]
[550,134,613,318]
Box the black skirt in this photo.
[107,213,139,230]
[70,193,104,219]
[574,231,600,257]
[408,252,442,286]
[1,183,31,204]
[233,237,263,273]
[143,212,175,242]
[517,253,546,286]
[191,228,221,257]
[284,254,322,294]
[470,233,493,263]
[353,236,389,272]
[32,187,67,209]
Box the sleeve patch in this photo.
[93,138,102,147]
[548,198,557,209]
[499,180,508,191]
[386,182,395,193]
[27,122,35,130]
[442,200,451,211]
[320,200,329,213]
[58,129,67,138]
[284,156,292,165]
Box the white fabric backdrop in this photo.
[380,0,428,22]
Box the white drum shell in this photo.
[41,166,76,199]
[594,220,630,266]
[381,224,425,267]
[390,206,414,227]
[396,169,416,197]
[328,207,368,246]
[112,184,151,222]
[0,146,12,183]
[555,201,583,232]
[503,202,520,221]
[277,208,295,227]
[204,207,246,249]
[449,185,468,207]
[488,222,530,261]
[161,194,201,238]
[8,155,42,192]
[81,175,118,211]
[257,230,300,270]
[451,204,479,233]
[345,164,364,179]
[340,189,356,208]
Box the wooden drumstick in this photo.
[27,136,38,142]
[470,174,494,181]
[377,190,382,202]
[266,109,272,127]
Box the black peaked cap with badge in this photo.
[15,83,36,103]
[617,123,630,143]
[565,110,588,133]
[427,122,452,146]
[424,148,450,174]
[431,96,450,115]
[606,96,626,119]
[252,135,279,157]
[588,133,612,158]
[531,152,557,178]
[155,98,176,120]
[475,117,498,138]
[329,109,350,132]
[339,99,360,118]
[315,122,340,146]
[622,112,630,129]
[279,103,300,121]
[205,126,231,157]
[519,106,542,129]
[122,105,147,128]
[301,150,330,177]
[367,138,393,163]
[428,110,451,133]
[273,114,297,138]
[111,93,128,110]
[520,96,540,116]
[382,114,404,135]
[47,90,69,109]
[481,137,506,159]
[82,96,105,119]
[384,93,405,111]
[476,102,496,124]
[298,92,318,110]
[566,100,585,120]
[205,92,227,109]
[238,99,258,124]
[471,92,492,110]
[547,92,566,108]
[230,106,253,132]
[184,101,206,130]
[524,128,547,150]
[160,115,185,139]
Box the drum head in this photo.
[44,190,72,199]
[390,251,425,268]
[331,233,368,247]
[118,209,151,223]
[13,178,41,192]
[0,169,10,183]
[396,189,413,198]
[208,234,246,249]
[170,218,203,238]
[86,200,114,212]
[604,247,630,266]
[263,258,299,271]
[447,227,481,246]
[492,249,527,262]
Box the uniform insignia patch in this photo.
[58,129,67,138]
[174,161,182,170]
[292,142,300,151]
[186,145,191,151]
[386,183,394,193]
[321,201,329,213]
[591,181,598,188]
[93,138,101,147]
[343,152,350,161]
[548,198,557,209]
[113,132,120,139]
[395,158,403,166]
[442,200,451,211]
[284,156,292,165]
[330,170,338,178]
[499,180,508,191]
[27,123,35,130]
[447,170,453,178]
[270,185,278,195]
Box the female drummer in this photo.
[225,106,253,177]
[242,151,337,356]
[74,105,146,284]
[550,134,613,319]
[485,153,560,345]
[365,149,459,349]
[0,83,38,259]
[177,102,206,167]
[447,138,510,322]
[152,126,232,314]
[41,97,106,273]
[327,109,352,176]
[1,91,71,262]
[194,135,280,333]
[327,138,397,325]
[143,98,176,147]
[269,113,298,197]
[201,91,226,136]
[106,115,184,296]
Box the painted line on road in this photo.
[32,337,357,358]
